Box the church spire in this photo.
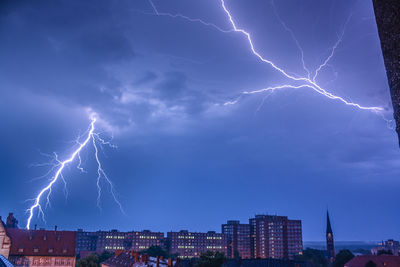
[326,210,335,262]
[327,211,333,234]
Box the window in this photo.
[34,247,39,253]
[18,248,24,253]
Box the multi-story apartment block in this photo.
[250,215,302,260]
[128,230,164,252]
[97,230,131,252]
[167,230,227,258]
[222,220,251,259]
[76,229,98,254]
[76,229,164,255]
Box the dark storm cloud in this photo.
[134,71,158,86]
[0,0,399,241]
[0,0,133,108]
[154,71,187,99]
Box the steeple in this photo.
[326,211,333,234]
[326,210,335,262]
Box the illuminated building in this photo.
[249,215,302,259]
[371,239,400,256]
[128,230,164,252]
[222,220,251,259]
[76,229,164,255]
[167,230,227,258]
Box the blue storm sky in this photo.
[0,0,398,241]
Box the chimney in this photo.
[145,254,149,264]
[134,252,139,262]
[168,258,172,267]
[34,224,37,230]
[54,225,58,231]
[115,250,123,257]
[156,256,160,267]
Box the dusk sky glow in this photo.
[0,0,399,241]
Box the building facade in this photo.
[6,227,76,267]
[167,230,227,258]
[249,215,302,259]
[371,239,400,256]
[76,229,99,255]
[326,211,335,262]
[0,218,11,259]
[128,230,164,252]
[222,220,251,259]
[76,229,165,255]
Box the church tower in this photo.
[326,211,335,262]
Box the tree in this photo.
[364,260,377,267]
[98,251,114,263]
[377,249,393,255]
[76,254,100,267]
[141,245,169,258]
[76,251,114,267]
[294,248,328,267]
[333,250,354,267]
[195,251,226,267]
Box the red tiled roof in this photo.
[345,255,400,267]
[102,251,175,267]
[6,228,76,257]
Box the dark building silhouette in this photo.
[5,213,18,229]
[326,211,335,262]
[372,0,400,145]
[222,220,251,259]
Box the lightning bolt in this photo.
[147,0,233,33]
[219,0,382,111]
[147,0,383,112]
[26,116,123,230]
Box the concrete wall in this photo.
[372,0,400,144]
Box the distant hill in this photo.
[303,241,378,255]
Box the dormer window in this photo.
[43,235,47,241]
[18,248,24,253]
[62,248,68,253]
[34,247,39,253]
[48,248,54,253]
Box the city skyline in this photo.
[1,0,399,242]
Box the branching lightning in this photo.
[147,0,384,113]
[147,0,233,33]
[26,116,123,230]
